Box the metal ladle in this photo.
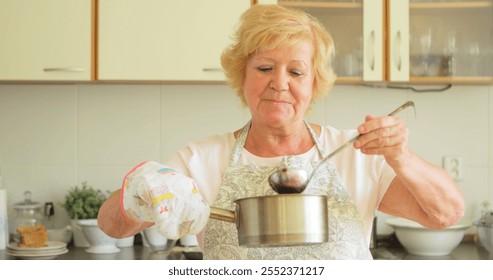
[268,101,416,194]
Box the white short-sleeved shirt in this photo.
[166,125,396,246]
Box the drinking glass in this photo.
[443,31,458,76]
[419,28,433,76]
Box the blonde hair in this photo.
[221,4,336,106]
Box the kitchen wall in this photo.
[0,83,491,234]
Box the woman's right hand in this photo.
[120,161,210,240]
[98,190,153,239]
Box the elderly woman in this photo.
[98,4,464,260]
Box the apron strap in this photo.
[304,120,325,159]
[229,120,251,166]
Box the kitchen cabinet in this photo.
[0,0,93,81]
[408,0,493,84]
[273,0,493,84]
[98,0,251,81]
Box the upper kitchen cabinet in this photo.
[0,0,93,81]
[408,0,493,84]
[275,0,493,84]
[98,0,251,81]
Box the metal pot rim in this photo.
[234,193,328,203]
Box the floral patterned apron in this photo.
[203,121,372,259]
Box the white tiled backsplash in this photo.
[0,83,492,234]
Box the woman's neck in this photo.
[243,120,320,157]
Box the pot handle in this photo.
[209,207,235,223]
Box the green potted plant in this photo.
[62,181,107,220]
[62,181,108,247]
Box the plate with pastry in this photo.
[7,241,67,252]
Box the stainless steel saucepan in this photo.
[209,194,328,247]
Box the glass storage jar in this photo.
[9,191,45,243]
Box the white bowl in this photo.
[386,218,470,256]
[77,219,121,254]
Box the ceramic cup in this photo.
[116,235,135,248]
[180,234,198,247]
[141,227,177,254]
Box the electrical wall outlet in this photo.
[443,156,463,181]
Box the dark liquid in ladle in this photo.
[272,185,305,194]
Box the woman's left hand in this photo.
[353,115,410,168]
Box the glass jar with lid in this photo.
[9,190,45,243]
[474,211,493,255]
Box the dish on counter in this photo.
[386,217,470,256]
[85,245,121,254]
[6,241,69,260]
[6,248,69,260]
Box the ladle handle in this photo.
[309,101,415,180]
[210,207,236,223]
[387,101,415,117]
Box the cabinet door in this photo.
[0,0,92,81]
[409,0,493,83]
[98,0,250,81]
[277,0,385,83]
[388,0,409,82]
[363,0,385,81]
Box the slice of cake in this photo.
[17,224,48,248]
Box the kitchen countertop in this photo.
[371,234,492,260]
[1,241,491,260]
[0,244,200,260]
[371,242,492,260]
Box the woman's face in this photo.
[242,40,315,128]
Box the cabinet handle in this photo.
[202,68,222,72]
[392,31,402,72]
[366,30,375,71]
[43,67,85,72]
